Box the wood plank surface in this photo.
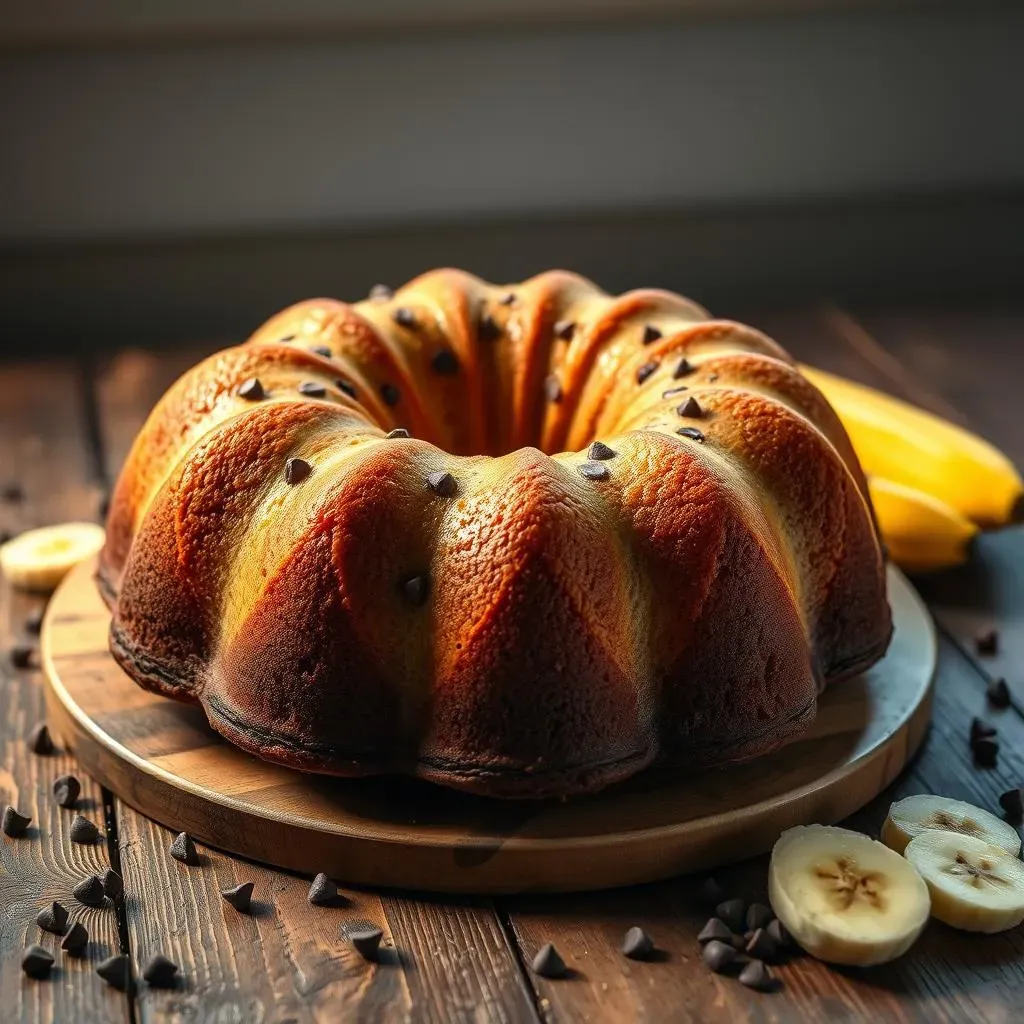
[4,302,1024,1023]
[93,347,539,1024]
[0,364,129,1023]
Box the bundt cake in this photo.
[99,269,891,799]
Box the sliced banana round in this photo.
[0,522,105,593]
[905,830,1024,933]
[882,794,1021,857]
[768,824,930,966]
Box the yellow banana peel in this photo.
[800,364,1023,529]
[867,477,978,573]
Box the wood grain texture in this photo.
[503,632,1024,1024]
[93,346,539,1023]
[43,558,935,892]
[0,363,128,1023]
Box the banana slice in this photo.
[882,794,1021,857]
[0,522,105,593]
[905,830,1024,933]
[768,824,930,966]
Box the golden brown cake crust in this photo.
[101,269,891,799]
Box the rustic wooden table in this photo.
[2,305,1023,1023]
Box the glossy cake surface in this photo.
[99,269,891,798]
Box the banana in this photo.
[0,522,105,593]
[882,794,1021,857]
[768,824,930,966]
[801,364,1023,529]
[868,477,977,573]
[904,830,1024,933]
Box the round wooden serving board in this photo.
[42,558,934,894]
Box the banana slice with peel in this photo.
[768,824,930,966]
[882,794,1021,857]
[0,522,105,593]
[905,830,1024,933]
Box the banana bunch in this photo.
[801,365,1024,573]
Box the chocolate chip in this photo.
[310,345,333,358]
[12,645,34,670]
[971,717,997,745]
[385,428,410,439]
[61,921,89,956]
[577,461,610,481]
[707,373,719,383]
[392,307,416,329]
[308,872,338,906]
[499,292,516,306]
[702,939,736,973]
[636,361,658,384]
[336,379,358,399]
[426,471,458,497]
[678,396,703,418]
[677,426,705,442]
[70,814,100,844]
[766,918,794,950]
[238,377,265,401]
[697,918,734,945]
[350,926,384,961]
[715,899,746,933]
[745,928,780,963]
[298,381,327,398]
[220,881,255,913]
[544,375,563,403]
[701,876,725,905]
[380,383,401,407]
[587,441,617,461]
[988,678,1011,708]
[739,959,775,991]
[27,721,51,753]
[97,954,131,991]
[431,349,460,375]
[553,320,576,341]
[285,457,312,485]
[2,481,24,502]
[170,831,200,866]
[369,283,393,301]
[531,942,566,978]
[142,954,179,988]
[976,627,998,655]
[37,901,69,935]
[25,608,44,634]
[478,314,501,342]
[100,868,124,902]
[973,737,999,768]
[52,774,81,809]
[673,357,695,379]
[2,805,31,837]
[73,874,106,908]
[999,788,1024,822]
[403,575,429,606]
[22,945,54,979]
[621,927,654,961]
[746,903,774,932]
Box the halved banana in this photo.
[768,824,930,966]
[0,522,105,593]
[905,830,1024,933]
[882,794,1021,857]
